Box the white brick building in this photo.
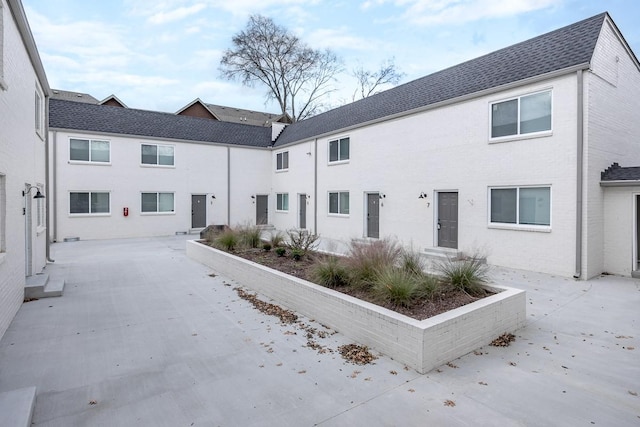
[48,13,640,279]
[0,0,50,339]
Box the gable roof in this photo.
[601,163,640,184]
[100,94,128,108]
[51,89,99,104]
[176,98,290,126]
[275,12,608,147]
[49,99,272,148]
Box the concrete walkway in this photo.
[0,236,638,426]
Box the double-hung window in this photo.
[35,86,44,137]
[70,138,110,163]
[491,90,551,139]
[276,193,289,211]
[328,191,349,215]
[70,192,110,215]
[490,186,550,228]
[141,192,174,213]
[329,137,349,163]
[141,144,174,166]
[276,151,289,171]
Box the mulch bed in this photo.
[218,246,487,321]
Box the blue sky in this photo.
[23,0,640,115]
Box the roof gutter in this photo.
[276,63,591,149]
[600,180,640,187]
[574,69,584,279]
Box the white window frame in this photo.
[328,191,350,216]
[328,137,350,164]
[35,84,44,138]
[0,174,6,261]
[276,151,289,171]
[0,3,7,91]
[69,138,111,164]
[488,185,551,231]
[36,184,45,229]
[276,193,289,212]
[69,191,111,216]
[489,89,552,141]
[141,143,175,167]
[140,192,175,214]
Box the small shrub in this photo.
[347,239,401,288]
[401,249,425,276]
[312,256,350,288]
[436,254,488,296]
[372,267,418,307]
[291,248,304,261]
[286,229,319,255]
[414,273,440,299]
[216,229,239,251]
[270,231,285,248]
[262,242,272,251]
[275,247,286,257]
[237,224,262,248]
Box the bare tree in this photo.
[352,58,404,100]
[220,15,342,122]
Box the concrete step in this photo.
[25,274,65,299]
[422,247,461,261]
[0,386,36,427]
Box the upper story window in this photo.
[490,186,550,228]
[329,137,349,163]
[0,3,7,91]
[141,144,174,166]
[141,192,174,213]
[328,191,349,215]
[276,151,289,171]
[276,193,289,211]
[70,138,110,163]
[70,191,110,215]
[35,86,44,137]
[491,90,551,139]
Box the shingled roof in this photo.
[51,89,99,104]
[49,99,272,148]
[275,12,608,147]
[601,163,640,182]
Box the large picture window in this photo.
[70,138,110,163]
[490,186,550,227]
[491,90,551,138]
[276,193,289,211]
[329,137,349,163]
[141,192,174,213]
[328,191,349,215]
[276,151,289,171]
[141,144,174,166]
[70,192,110,214]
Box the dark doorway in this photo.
[191,195,206,228]
[366,193,380,238]
[256,195,268,225]
[299,194,307,229]
[438,192,458,249]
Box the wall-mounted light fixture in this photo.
[379,193,386,199]
[418,192,428,199]
[23,186,45,199]
[306,194,311,199]
[211,195,216,199]
[251,195,255,199]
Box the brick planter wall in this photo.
[187,240,526,373]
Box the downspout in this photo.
[314,138,318,235]
[45,96,54,262]
[574,69,584,278]
[52,130,57,243]
[227,147,231,226]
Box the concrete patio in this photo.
[0,235,638,426]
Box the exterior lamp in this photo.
[23,186,45,199]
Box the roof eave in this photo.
[600,180,640,187]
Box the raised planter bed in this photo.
[187,240,526,373]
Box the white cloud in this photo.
[306,27,375,51]
[147,3,207,24]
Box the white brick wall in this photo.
[603,187,639,275]
[0,0,48,339]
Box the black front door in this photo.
[191,195,206,228]
[256,195,268,225]
[438,192,458,249]
[299,194,306,229]
[367,193,379,238]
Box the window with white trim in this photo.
[329,137,349,163]
[141,144,174,166]
[141,192,174,213]
[0,3,6,91]
[276,151,289,171]
[70,138,110,163]
[276,193,289,211]
[490,186,550,227]
[70,192,110,215]
[328,191,349,215]
[0,174,6,254]
[36,185,44,227]
[35,86,44,137]
[491,90,551,139]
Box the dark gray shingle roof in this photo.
[51,89,99,104]
[601,163,640,181]
[50,99,272,148]
[275,13,607,147]
[205,103,289,127]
